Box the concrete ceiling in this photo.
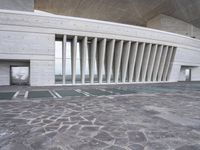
[34,0,200,28]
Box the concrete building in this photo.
[0,0,200,86]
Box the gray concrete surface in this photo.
[0,0,34,12]
[147,14,200,39]
[35,0,200,29]
[0,82,200,150]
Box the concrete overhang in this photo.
[34,0,200,28]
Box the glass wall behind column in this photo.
[55,39,63,84]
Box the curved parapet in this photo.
[0,9,200,85]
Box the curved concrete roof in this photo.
[35,0,200,28]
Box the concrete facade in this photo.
[0,60,29,85]
[147,14,200,40]
[0,27,55,86]
[0,9,200,86]
[0,0,34,12]
[34,0,200,29]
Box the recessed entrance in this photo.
[179,66,194,82]
[185,69,191,81]
[10,66,30,85]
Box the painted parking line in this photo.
[107,88,138,95]
[12,91,20,99]
[53,90,62,98]
[48,90,57,98]
[82,89,113,96]
[75,89,92,96]
[24,91,29,99]
[99,88,115,94]
[55,89,85,97]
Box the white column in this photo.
[167,47,177,81]
[81,37,87,84]
[114,40,123,83]
[71,36,77,84]
[134,43,145,82]
[90,38,97,84]
[152,45,163,81]
[162,46,173,81]
[106,39,115,83]
[157,46,168,81]
[121,41,131,83]
[146,44,158,81]
[62,35,66,84]
[128,42,138,82]
[141,44,152,82]
[98,38,106,83]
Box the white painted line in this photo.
[75,89,92,96]
[74,89,85,95]
[99,88,113,94]
[53,90,62,98]
[13,91,19,99]
[48,90,57,99]
[24,91,28,99]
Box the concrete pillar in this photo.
[152,45,163,81]
[128,42,138,82]
[106,39,115,83]
[72,36,77,84]
[162,46,173,81]
[90,38,97,84]
[134,43,145,82]
[81,37,87,84]
[141,44,152,82]
[167,47,177,81]
[114,40,123,83]
[121,41,131,83]
[98,38,106,83]
[62,35,66,84]
[157,46,168,81]
[146,44,157,81]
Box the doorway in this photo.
[179,66,193,82]
[185,69,191,81]
[10,66,30,85]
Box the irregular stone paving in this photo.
[0,83,200,150]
